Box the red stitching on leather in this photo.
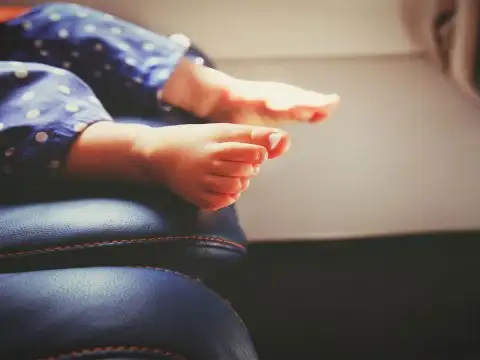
[0,235,244,259]
[38,345,186,360]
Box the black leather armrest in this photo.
[0,115,247,279]
[0,267,258,360]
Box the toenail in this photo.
[268,132,283,151]
[253,165,260,174]
[309,112,326,123]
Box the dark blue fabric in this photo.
[0,3,204,180]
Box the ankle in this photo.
[161,58,230,119]
[66,121,153,184]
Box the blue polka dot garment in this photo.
[0,3,205,179]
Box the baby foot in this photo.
[162,59,339,126]
[211,77,340,126]
[136,123,290,211]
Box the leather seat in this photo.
[0,267,258,360]
[0,178,246,277]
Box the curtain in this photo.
[401,0,480,106]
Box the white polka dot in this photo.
[34,40,43,48]
[118,43,130,51]
[125,57,137,66]
[62,61,71,69]
[94,43,103,52]
[143,42,155,52]
[156,68,171,79]
[110,27,122,35]
[58,85,70,94]
[84,24,96,33]
[58,28,69,39]
[49,13,61,21]
[194,57,205,65]
[22,91,35,101]
[22,21,32,30]
[26,109,40,119]
[35,132,48,143]
[104,64,112,71]
[162,104,173,112]
[133,76,143,84]
[145,57,163,67]
[48,160,61,169]
[40,50,49,57]
[71,51,80,58]
[170,33,191,48]
[77,11,88,18]
[4,147,14,157]
[65,103,79,113]
[94,71,102,78]
[103,14,114,21]
[0,123,4,130]
[52,68,67,75]
[74,122,87,132]
[14,69,28,79]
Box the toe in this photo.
[264,91,340,123]
[209,159,260,177]
[203,175,243,194]
[209,142,267,163]
[240,178,250,192]
[265,130,290,159]
[214,124,291,159]
[292,93,340,122]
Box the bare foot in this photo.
[162,59,340,126]
[210,76,340,126]
[135,123,290,210]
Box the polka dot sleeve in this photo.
[0,61,112,179]
[0,3,190,115]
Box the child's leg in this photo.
[0,2,339,124]
[163,59,340,125]
[0,60,289,210]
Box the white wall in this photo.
[6,0,419,59]
[218,56,480,240]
